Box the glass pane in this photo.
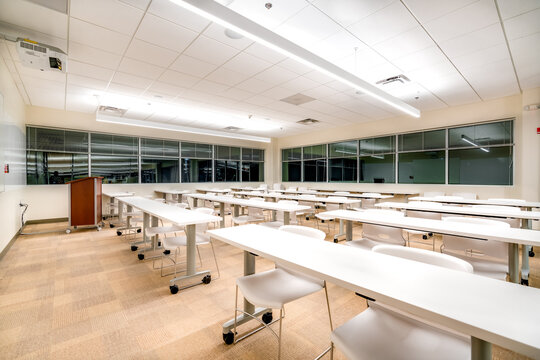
[26,151,88,184]
[282,161,301,181]
[252,148,264,161]
[242,148,253,161]
[141,157,179,183]
[230,147,240,160]
[181,158,212,182]
[141,139,179,157]
[33,128,65,151]
[303,159,327,182]
[303,144,326,160]
[181,142,212,158]
[242,162,264,182]
[424,129,445,149]
[91,133,113,154]
[359,154,395,183]
[329,157,357,182]
[282,147,301,161]
[359,136,394,155]
[163,140,179,157]
[112,135,137,155]
[449,120,513,148]
[91,155,138,183]
[214,160,240,182]
[399,132,422,152]
[181,142,196,157]
[65,131,88,153]
[449,146,513,185]
[398,151,445,184]
[329,141,357,157]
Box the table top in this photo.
[320,209,540,246]
[208,224,540,359]
[376,202,540,220]
[267,189,393,199]
[308,188,420,196]
[232,191,362,204]
[187,193,311,212]
[409,196,540,209]
[154,189,191,195]
[102,191,135,198]
[196,188,231,193]
[117,196,221,226]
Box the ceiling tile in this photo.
[302,85,339,99]
[68,60,114,81]
[14,60,66,83]
[118,57,164,79]
[302,70,334,84]
[222,52,272,77]
[67,74,109,91]
[260,86,298,100]
[135,13,198,52]
[66,93,98,113]
[202,23,254,50]
[255,65,299,85]
[205,67,250,86]
[70,0,143,35]
[68,41,122,70]
[219,88,254,101]
[311,0,394,27]
[118,0,151,10]
[159,69,201,87]
[392,46,448,73]
[312,31,369,63]
[509,32,540,83]
[0,0,68,39]
[125,39,179,68]
[147,0,210,31]
[496,0,540,20]
[107,83,144,97]
[402,0,478,23]
[276,58,312,75]
[451,43,510,71]
[424,0,499,42]
[421,73,480,105]
[169,55,217,78]
[147,81,186,96]
[461,59,519,99]
[244,95,276,106]
[243,42,287,64]
[347,2,418,45]
[26,87,65,109]
[228,0,309,31]
[439,23,505,59]
[69,18,131,55]
[235,77,276,93]
[373,26,435,60]
[183,36,240,66]
[281,76,320,93]
[20,75,65,91]
[503,7,540,40]
[112,71,153,89]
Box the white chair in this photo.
[298,186,308,191]
[403,201,443,250]
[361,193,381,209]
[315,196,348,233]
[273,183,281,190]
[452,192,477,200]
[297,194,317,222]
[346,209,406,250]
[424,191,445,197]
[232,225,332,359]
[331,245,472,360]
[159,207,220,281]
[285,186,296,192]
[441,217,510,280]
[232,198,266,225]
[470,205,521,228]
[261,200,299,228]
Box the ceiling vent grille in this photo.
[296,118,319,125]
[280,93,316,106]
[98,105,127,116]
[376,74,410,85]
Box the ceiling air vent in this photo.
[296,118,319,125]
[376,74,410,85]
[98,106,127,116]
[224,126,242,131]
[280,93,316,106]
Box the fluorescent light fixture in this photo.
[461,135,489,153]
[96,115,271,143]
[169,0,421,118]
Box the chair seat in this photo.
[232,215,265,225]
[445,252,508,280]
[332,305,470,360]
[162,233,211,249]
[259,221,284,229]
[146,225,183,236]
[315,213,335,221]
[404,229,430,236]
[236,268,323,309]
[346,238,397,251]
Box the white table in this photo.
[118,196,221,292]
[186,193,310,228]
[196,188,231,194]
[409,196,540,209]
[233,190,393,200]
[208,224,540,359]
[154,189,190,203]
[102,191,135,229]
[319,209,540,284]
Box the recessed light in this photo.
[297,118,319,125]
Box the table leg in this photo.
[219,202,225,228]
[109,197,114,218]
[339,204,344,235]
[471,337,491,360]
[283,212,290,225]
[272,210,277,221]
[346,220,352,241]
[193,198,198,208]
[118,202,124,223]
[508,243,519,283]
[233,204,239,225]
[520,218,531,285]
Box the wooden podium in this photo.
[67,177,103,233]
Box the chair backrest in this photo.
[362,209,405,245]
[279,225,326,241]
[259,184,268,191]
[452,192,477,200]
[373,245,473,273]
[174,202,188,209]
[470,205,521,228]
[286,187,297,191]
[246,197,265,217]
[424,191,445,197]
[361,198,376,209]
[298,194,316,209]
[298,186,308,191]
[273,183,281,190]
[434,195,464,201]
[442,217,510,260]
[194,207,214,233]
[405,202,442,220]
[276,200,298,222]
[187,196,196,209]
[325,196,347,212]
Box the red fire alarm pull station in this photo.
[537,127,540,134]
[4,164,9,174]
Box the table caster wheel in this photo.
[202,275,211,284]
[262,312,273,324]
[137,228,142,233]
[110,224,115,228]
[333,238,338,243]
[117,231,123,236]
[138,253,144,260]
[223,331,234,345]
[529,250,535,257]
[163,249,170,255]
[521,278,529,286]
[170,285,179,294]
[158,241,161,247]
[131,245,138,251]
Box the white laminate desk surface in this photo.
[103,191,135,198]
[231,192,361,204]
[118,196,221,226]
[376,202,540,220]
[308,188,420,196]
[259,190,393,199]
[187,194,310,212]
[197,188,230,193]
[208,224,540,358]
[154,189,191,195]
[409,196,540,209]
[320,210,540,246]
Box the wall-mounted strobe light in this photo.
[168,0,421,118]
[96,114,271,143]
[461,135,489,153]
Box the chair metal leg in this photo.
[234,285,239,338]
[324,283,333,331]
[197,246,203,266]
[278,308,283,360]
[210,240,221,279]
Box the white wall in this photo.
[0,54,26,253]
[276,91,540,202]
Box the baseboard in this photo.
[25,217,68,225]
[0,230,21,260]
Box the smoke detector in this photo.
[98,105,127,116]
[297,118,319,125]
[376,74,410,85]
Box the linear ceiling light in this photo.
[461,135,489,152]
[96,115,271,143]
[169,0,421,118]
